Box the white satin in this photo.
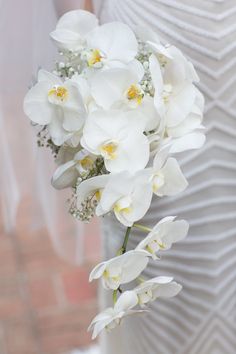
[0,0,99,265]
[0,0,54,231]
[98,1,236,353]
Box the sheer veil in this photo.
[0,0,100,264]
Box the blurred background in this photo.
[0,0,101,353]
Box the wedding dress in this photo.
[96,1,236,353]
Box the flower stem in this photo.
[133,223,152,233]
[121,226,132,254]
[113,290,118,304]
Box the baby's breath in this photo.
[136,41,154,97]
[68,157,107,222]
[69,191,98,222]
[54,48,91,79]
[36,126,59,158]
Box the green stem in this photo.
[121,226,132,254]
[133,223,152,233]
[113,290,118,304]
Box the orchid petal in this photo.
[114,291,138,312]
[51,160,77,189]
[24,81,53,125]
[86,22,138,63]
[170,132,206,153]
[51,10,98,51]
[157,158,188,196]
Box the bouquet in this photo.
[24,10,205,339]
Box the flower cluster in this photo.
[23,10,205,339]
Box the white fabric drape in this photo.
[0,0,57,231]
[0,0,100,264]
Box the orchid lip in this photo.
[48,85,68,103]
[100,140,119,160]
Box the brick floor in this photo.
[0,197,101,354]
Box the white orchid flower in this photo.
[90,65,159,131]
[149,87,205,154]
[24,70,86,145]
[135,26,172,66]
[135,27,198,82]
[134,276,182,306]
[88,290,144,339]
[71,73,97,112]
[89,250,151,290]
[62,75,92,148]
[167,88,205,153]
[81,109,150,173]
[149,54,196,127]
[90,64,144,110]
[163,45,199,84]
[52,149,96,189]
[97,171,153,227]
[148,146,188,197]
[135,216,189,259]
[76,174,110,210]
[85,22,138,68]
[50,10,98,51]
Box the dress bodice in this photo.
[99,1,236,353]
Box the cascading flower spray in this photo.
[24,9,205,339]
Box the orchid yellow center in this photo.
[48,85,68,102]
[103,269,110,279]
[111,275,120,282]
[146,239,165,254]
[153,172,165,192]
[146,244,155,254]
[126,84,144,104]
[103,269,120,283]
[158,242,166,250]
[88,49,102,67]
[162,84,173,103]
[115,205,132,214]
[79,156,94,171]
[158,53,168,67]
[114,196,133,215]
[100,141,118,160]
[95,190,102,202]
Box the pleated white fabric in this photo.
[98,1,236,353]
[0,0,100,265]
